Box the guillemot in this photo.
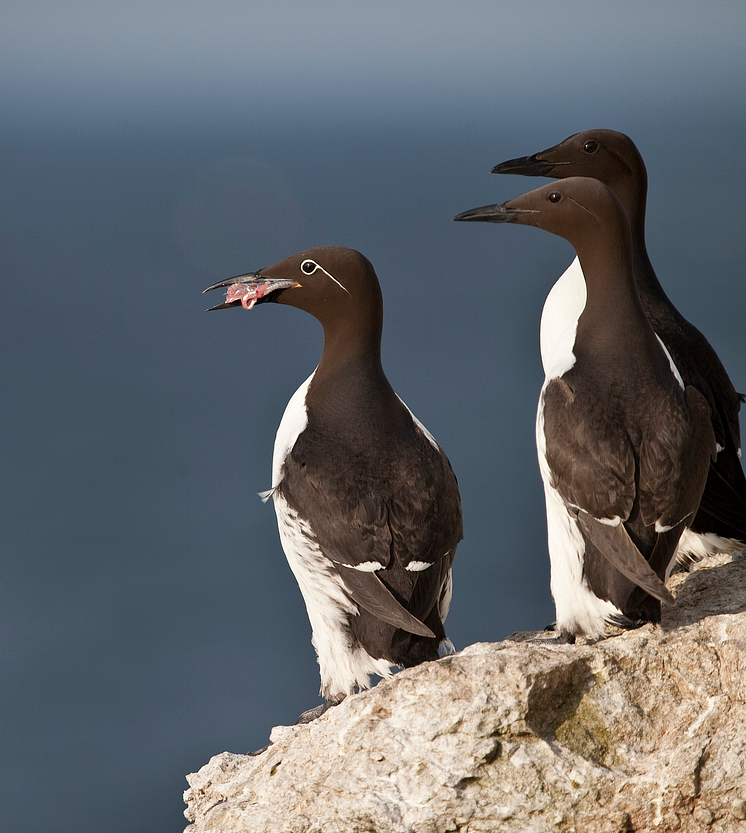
[454,178,716,636]
[492,129,746,563]
[204,246,462,719]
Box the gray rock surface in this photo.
[184,554,746,832]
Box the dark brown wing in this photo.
[542,376,636,522]
[279,419,462,637]
[638,385,716,529]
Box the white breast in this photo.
[271,371,315,490]
[540,256,587,379]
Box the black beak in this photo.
[203,272,258,310]
[202,272,299,311]
[491,153,565,177]
[453,204,537,224]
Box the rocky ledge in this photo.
[184,553,746,832]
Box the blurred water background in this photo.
[1,2,745,831]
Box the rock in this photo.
[732,799,746,821]
[184,554,746,833]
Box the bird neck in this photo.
[628,225,675,313]
[611,167,673,310]
[574,227,653,354]
[308,319,396,429]
[316,315,383,375]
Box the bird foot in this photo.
[543,622,576,644]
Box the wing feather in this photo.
[278,417,462,636]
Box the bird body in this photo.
[205,246,461,706]
[455,178,715,636]
[492,129,746,561]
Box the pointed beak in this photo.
[491,153,567,177]
[453,203,537,224]
[202,273,300,311]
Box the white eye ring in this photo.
[298,257,350,295]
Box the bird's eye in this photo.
[583,140,599,154]
[300,259,318,275]
[548,192,562,203]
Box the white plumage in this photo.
[268,370,397,699]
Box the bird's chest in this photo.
[284,423,421,518]
[271,373,315,489]
[540,256,587,379]
[272,373,423,500]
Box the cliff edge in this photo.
[184,553,746,832]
